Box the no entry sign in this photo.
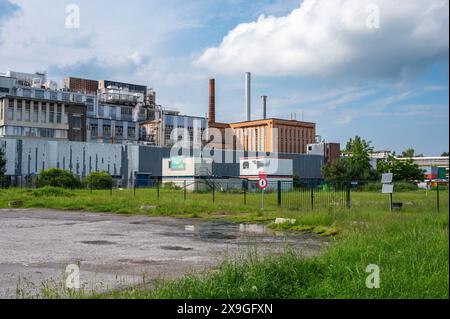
[258,171,268,190]
[258,178,268,190]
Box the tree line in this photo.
[323,136,431,182]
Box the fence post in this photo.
[436,181,440,213]
[110,183,113,197]
[184,180,187,201]
[346,182,351,209]
[212,180,215,203]
[277,181,282,208]
[133,178,136,197]
[310,184,314,210]
[243,179,247,205]
[157,178,160,200]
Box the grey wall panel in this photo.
[1,138,324,180]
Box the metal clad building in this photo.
[1,138,324,182]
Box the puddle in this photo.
[118,259,164,265]
[80,240,116,245]
[160,246,194,251]
[239,224,271,234]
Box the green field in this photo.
[1,187,448,299]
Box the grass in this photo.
[104,208,448,299]
[1,187,448,299]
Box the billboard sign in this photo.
[168,157,186,171]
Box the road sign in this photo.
[259,171,268,180]
[258,178,268,190]
[381,173,393,184]
[382,184,394,194]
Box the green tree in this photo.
[441,152,449,157]
[324,136,376,181]
[377,155,424,181]
[400,148,423,158]
[0,148,7,188]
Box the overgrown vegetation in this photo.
[0,148,6,188]
[36,168,81,189]
[83,172,113,190]
[104,208,448,299]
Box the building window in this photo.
[16,102,22,121]
[103,124,111,137]
[128,126,136,139]
[33,104,39,122]
[8,100,14,120]
[35,90,44,99]
[25,101,31,122]
[57,105,62,124]
[115,126,123,138]
[71,115,82,129]
[41,104,47,123]
[49,104,55,123]
[90,124,98,136]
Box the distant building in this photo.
[307,142,341,164]
[140,109,207,147]
[61,77,99,94]
[229,118,316,154]
[0,93,86,142]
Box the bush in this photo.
[358,181,418,192]
[84,172,113,189]
[36,169,81,189]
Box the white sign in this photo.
[381,173,393,184]
[382,184,394,194]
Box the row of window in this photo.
[89,124,136,139]
[0,126,67,139]
[4,100,69,125]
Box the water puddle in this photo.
[80,240,116,245]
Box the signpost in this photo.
[381,173,394,212]
[258,171,268,209]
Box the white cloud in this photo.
[196,0,449,78]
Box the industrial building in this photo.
[0,73,87,142]
[0,72,151,145]
[140,110,207,148]
[207,76,316,154]
[0,138,325,186]
[61,77,99,94]
[307,141,341,164]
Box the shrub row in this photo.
[36,168,113,189]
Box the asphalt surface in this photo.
[0,209,326,298]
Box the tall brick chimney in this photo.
[208,79,216,124]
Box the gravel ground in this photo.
[0,208,326,298]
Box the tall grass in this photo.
[106,210,449,299]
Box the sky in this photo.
[0,0,448,156]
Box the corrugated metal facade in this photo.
[1,138,325,180]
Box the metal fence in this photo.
[2,175,448,212]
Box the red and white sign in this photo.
[258,178,268,190]
[258,171,268,190]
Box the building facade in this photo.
[62,77,99,94]
[0,92,87,142]
[230,118,316,154]
[140,111,207,147]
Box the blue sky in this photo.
[0,0,448,155]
